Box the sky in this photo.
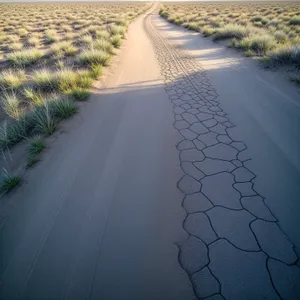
[1,0,298,2]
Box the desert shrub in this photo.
[289,16,300,26]
[273,30,288,43]
[268,19,280,27]
[251,15,264,22]
[268,44,300,66]
[159,9,169,18]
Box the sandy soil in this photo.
[0,7,195,300]
[154,17,300,252]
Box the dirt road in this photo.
[0,6,299,300]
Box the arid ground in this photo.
[0,2,299,300]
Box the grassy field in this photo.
[0,2,148,192]
[159,2,300,67]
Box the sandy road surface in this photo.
[0,5,300,300]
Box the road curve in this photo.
[0,6,300,300]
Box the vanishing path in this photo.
[1,6,300,300]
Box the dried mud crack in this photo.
[144,11,300,300]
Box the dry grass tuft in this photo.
[160,2,300,66]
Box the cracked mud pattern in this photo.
[144,13,300,300]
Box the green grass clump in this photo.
[109,25,125,37]
[93,38,114,53]
[23,88,44,106]
[0,117,32,150]
[76,70,93,89]
[159,9,169,18]
[50,98,77,119]
[250,15,264,22]
[0,169,21,194]
[0,69,26,90]
[111,34,122,48]
[51,41,77,57]
[7,48,43,67]
[90,63,102,79]
[55,68,78,92]
[187,22,200,31]
[25,127,45,167]
[27,135,45,157]
[273,31,288,43]
[45,29,60,44]
[202,27,217,37]
[96,30,110,40]
[245,49,256,57]
[32,68,56,91]
[213,24,250,41]
[78,49,111,66]
[267,44,300,66]
[237,34,276,54]
[80,34,93,45]
[289,16,300,26]
[33,104,57,135]
[1,91,23,120]
[27,36,39,47]
[66,88,90,101]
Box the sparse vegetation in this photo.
[33,104,57,135]
[1,91,23,120]
[0,169,21,194]
[160,2,300,66]
[27,135,45,167]
[79,49,111,66]
[0,69,26,90]
[0,2,148,179]
[50,98,77,119]
[7,48,43,67]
